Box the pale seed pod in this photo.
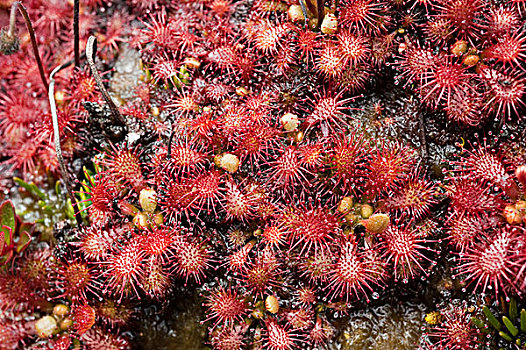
[280,113,299,132]
[184,57,201,69]
[218,153,240,173]
[151,106,160,117]
[133,212,149,229]
[265,295,279,314]
[321,13,338,35]
[236,87,250,96]
[35,316,58,338]
[153,212,164,226]
[288,5,304,22]
[54,91,66,105]
[139,188,158,213]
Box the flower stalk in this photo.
[48,58,83,227]
[85,35,124,125]
[8,1,48,90]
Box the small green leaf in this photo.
[55,180,62,197]
[65,198,77,221]
[484,306,502,331]
[503,316,519,337]
[13,177,47,200]
[499,330,513,342]
[510,299,518,322]
[0,201,15,228]
[18,222,34,235]
[0,201,15,247]
[471,317,486,329]
[0,250,13,265]
[520,309,526,333]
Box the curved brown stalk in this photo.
[9,1,48,90]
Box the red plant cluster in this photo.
[394,0,526,125]
[445,140,526,298]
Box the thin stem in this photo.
[73,0,80,68]
[167,130,175,159]
[418,112,429,161]
[317,0,324,28]
[85,36,124,125]
[298,0,309,28]
[12,1,48,91]
[48,61,83,227]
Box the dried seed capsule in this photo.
[0,27,19,55]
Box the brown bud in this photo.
[59,318,73,331]
[0,27,19,55]
[451,40,467,56]
[338,197,354,214]
[462,54,479,67]
[53,304,70,317]
[133,213,148,229]
[363,213,390,234]
[503,204,522,225]
[360,204,374,219]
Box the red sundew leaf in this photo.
[15,231,31,254]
